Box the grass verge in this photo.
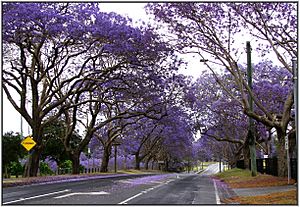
[214,168,297,205]
[223,190,297,205]
[214,168,296,188]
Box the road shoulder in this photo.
[212,178,239,204]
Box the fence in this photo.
[54,167,102,175]
[265,158,278,176]
[290,158,297,181]
[236,158,297,181]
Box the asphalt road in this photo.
[3,166,221,205]
[201,162,223,176]
[121,174,219,204]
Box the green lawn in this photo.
[215,168,295,188]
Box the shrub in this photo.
[10,161,24,178]
[39,162,54,176]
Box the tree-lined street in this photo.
[2,2,297,205]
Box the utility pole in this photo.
[87,147,90,173]
[246,41,257,176]
[114,144,117,173]
[292,57,298,153]
[219,156,222,173]
[21,114,23,138]
[288,57,298,184]
[20,99,23,139]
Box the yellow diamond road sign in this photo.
[21,136,36,151]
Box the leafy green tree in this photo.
[39,162,54,176]
[10,161,24,178]
[59,160,73,174]
[39,120,83,171]
[40,120,69,166]
[2,132,27,178]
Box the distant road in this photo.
[201,163,224,176]
[3,167,221,205]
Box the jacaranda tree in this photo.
[147,2,297,177]
[2,2,176,176]
[3,3,100,177]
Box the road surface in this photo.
[119,174,219,204]
[201,162,224,176]
[3,165,221,205]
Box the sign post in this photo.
[112,141,121,173]
[285,135,290,184]
[87,147,91,173]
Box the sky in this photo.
[2,3,205,134]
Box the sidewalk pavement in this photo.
[214,178,297,204]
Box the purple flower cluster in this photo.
[44,157,58,172]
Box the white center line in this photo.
[118,178,175,204]
[3,189,70,205]
[213,180,221,204]
[118,192,143,204]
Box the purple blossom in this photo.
[44,157,58,172]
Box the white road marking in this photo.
[150,181,164,184]
[192,197,196,204]
[213,180,221,204]
[117,180,133,184]
[3,189,70,205]
[54,191,110,199]
[118,178,175,204]
[118,192,143,204]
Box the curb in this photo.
[212,178,239,204]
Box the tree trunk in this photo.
[4,165,9,178]
[123,155,127,170]
[135,154,141,170]
[145,161,149,170]
[243,145,250,170]
[100,145,111,172]
[164,160,169,171]
[231,151,241,168]
[23,126,44,177]
[151,160,155,170]
[276,128,288,177]
[23,148,42,177]
[145,156,152,170]
[71,152,80,174]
